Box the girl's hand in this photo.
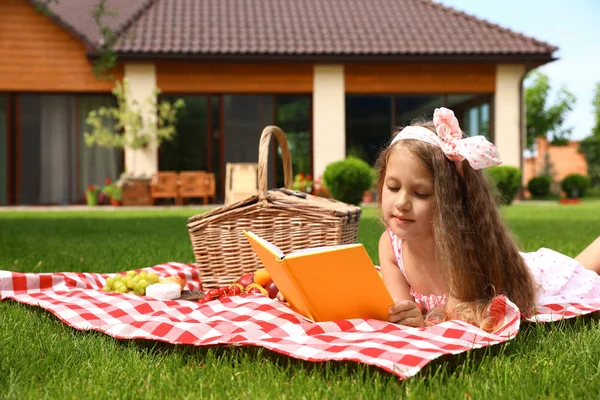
[388,299,425,327]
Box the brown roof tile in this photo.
[43,0,558,61]
[35,0,155,46]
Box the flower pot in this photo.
[86,190,99,206]
[110,198,121,206]
[559,198,581,205]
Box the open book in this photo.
[243,230,394,322]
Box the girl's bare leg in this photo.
[575,236,600,274]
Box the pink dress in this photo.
[387,229,600,311]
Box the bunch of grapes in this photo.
[102,270,160,295]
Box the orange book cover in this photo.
[243,230,394,322]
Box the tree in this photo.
[592,81,600,137]
[525,71,576,150]
[84,79,185,150]
[579,82,600,186]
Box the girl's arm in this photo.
[379,232,425,327]
[378,232,412,301]
[575,235,600,274]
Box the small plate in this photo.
[179,290,205,301]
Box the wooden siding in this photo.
[157,62,313,94]
[345,63,496,94]
[0,0,122,92]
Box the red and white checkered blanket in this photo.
[1,263,599,379]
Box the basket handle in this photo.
[258,125,294,200]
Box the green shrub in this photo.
[527,175,552,198]
[323,157,374,205]
[561,174,591,198]
[486,166,522,205]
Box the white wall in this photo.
[312,65,346,179]
[494,64,526,169]
[123,63,158,177]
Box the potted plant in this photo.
[85,185,100,206]
[101,179,123,206]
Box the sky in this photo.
[438,0,600,141]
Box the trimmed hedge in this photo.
[561,174,591,198]
[323,157,374,205]
[527,175,552,198]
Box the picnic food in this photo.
[102,270,160,295]
[253,269,272,287]
[245,283,269,296]
[197,278,280,304]
[145,283,181,300]
[236,273,254,287]
[160,275,186,290]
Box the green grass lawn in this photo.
[1,203,599,399]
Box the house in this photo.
[523,137,588,189]
[0,0,557,205]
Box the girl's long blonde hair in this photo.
[375,122,536,326]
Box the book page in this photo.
[286,243,360,258]
[244,231,284,259]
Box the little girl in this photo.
[377,107,600,329]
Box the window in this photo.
[274,95,311,187]
[159,95,209,171]
[346,95,393,166]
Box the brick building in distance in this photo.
[523,137,588,194]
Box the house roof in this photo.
[36,0,153,47]
[39,0,558,62]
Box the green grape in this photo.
[101,270,161,295]
[147,273,159,284]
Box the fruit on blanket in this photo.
[227,283,244,296]
[237,273,254,288]
[160,276,186,290]
[206,288,221,298]
[253,268,272,287]
[264,281,279,299]
[104,270,154,295]
[199,294,214,304]
[244,283,268,296]
[147,272,160,284]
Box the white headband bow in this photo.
[390,107,502,170]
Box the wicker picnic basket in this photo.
[187,126,362,288]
